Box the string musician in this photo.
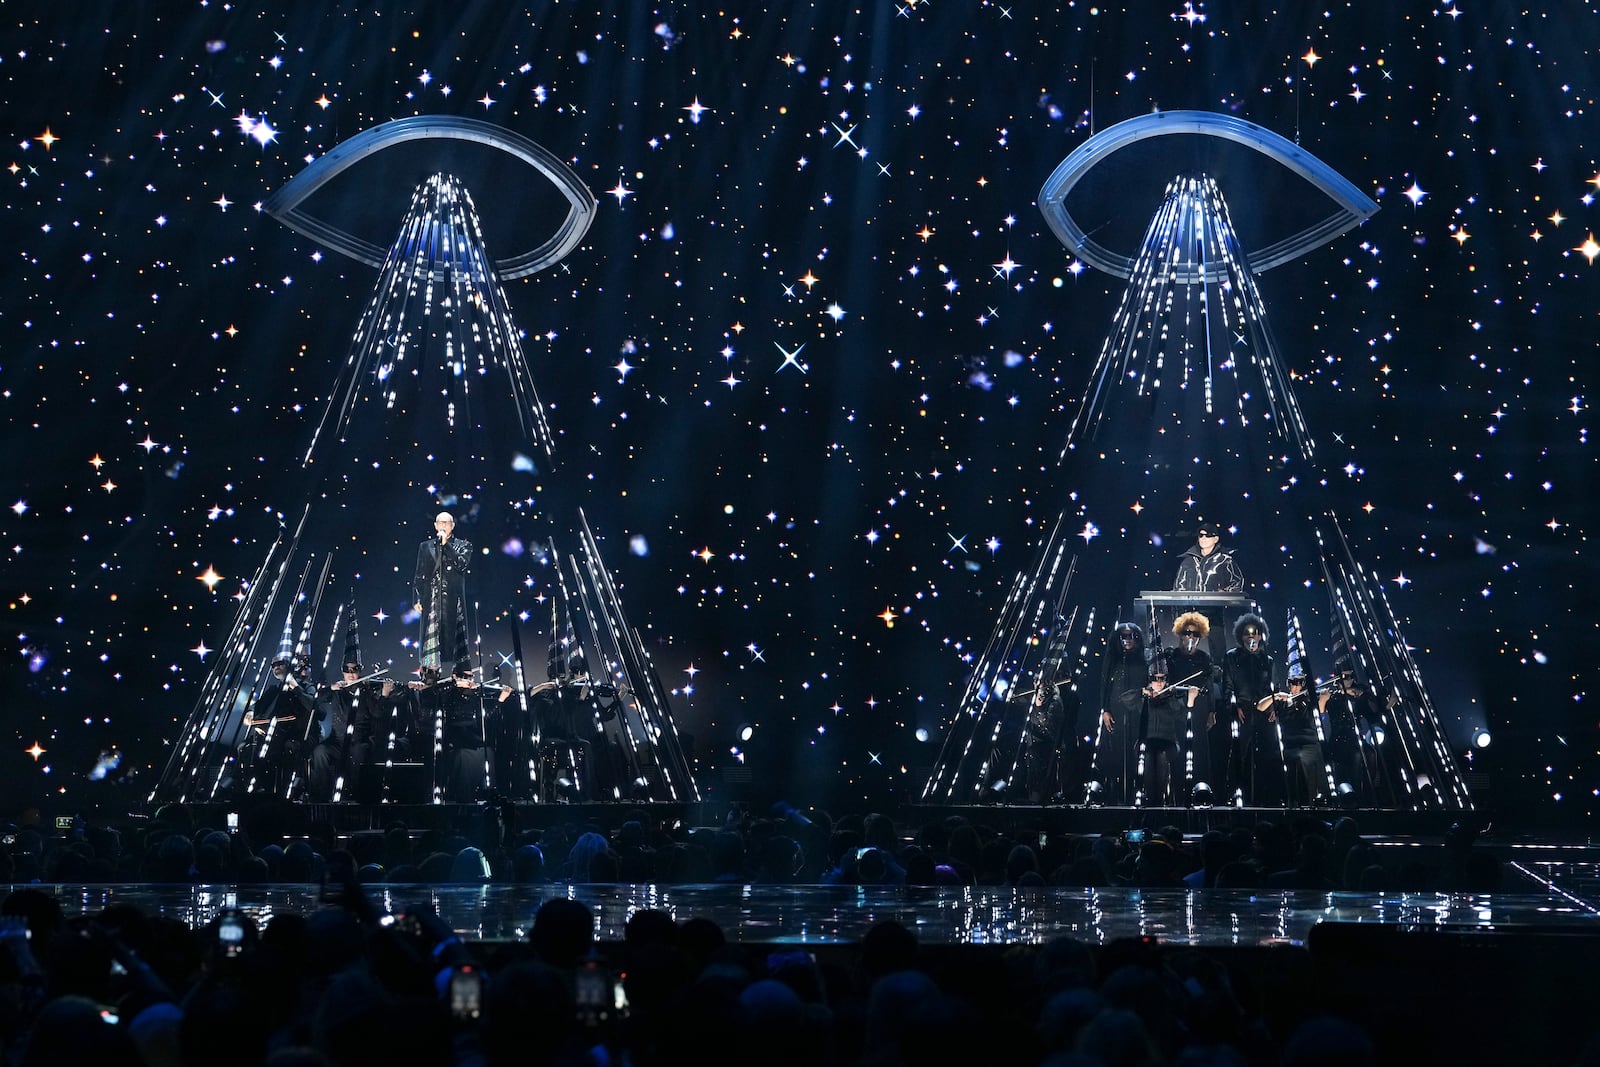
[237,654,318,793]
[1166,612,1216,799]
[1258,670,1323,807]
[1139,658,1198,807]
[413,660,496,802]
[491,667,561,800]
[495,643,619,801]
[309,657,392,802]
[1095,622,1149,805]
[1015,673,1067,804]
[1222,614,1283,805]
[1319,665,1389,804]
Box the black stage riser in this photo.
[906,803,1482,838]
[139,801,705,838]
[135,800,1478,841]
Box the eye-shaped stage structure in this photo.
[1039,110,1378,280]
[264,115,597,280]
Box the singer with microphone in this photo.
[415,510,473,680]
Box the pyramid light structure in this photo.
[925,158,1470,814]
[154,154,696,805]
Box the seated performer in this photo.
[533,640,593,740]
[492,663,560,800]
[309,649,393,803]
[418,660,496,802]
[1018,673,1067,804]
[307,658,357,802]
[595,682,666,800]
[540,641,609,799]
[1139,658,1197,807]
[237,654,318,792]
[368,678,426,802]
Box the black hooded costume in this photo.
[1222,613,1285,805]
[1095,622,1150,804]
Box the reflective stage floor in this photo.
[27,859,1600,948]
[63,798,1600,947]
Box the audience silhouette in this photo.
[0,801,1560,1065]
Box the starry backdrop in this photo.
[1,1,1594,827]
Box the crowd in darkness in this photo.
[0,879,1398,1067]
[0,801,1502,893]
[0,802,1536,1066]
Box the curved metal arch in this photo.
[264,115,597,280]
[1038,110,1378,278]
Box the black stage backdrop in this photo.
[0,2,1593,828]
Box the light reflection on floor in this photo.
[31,868,1600,947]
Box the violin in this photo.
[331,667,390,691]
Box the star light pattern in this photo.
[0,5,1593,825]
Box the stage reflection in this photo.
[36,872,1600,947]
